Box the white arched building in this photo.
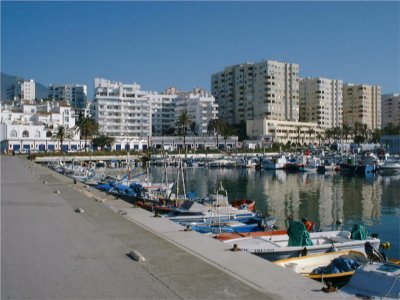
[1,100,84,153]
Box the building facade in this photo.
[343,84,381,129]
[211,60,299,125]
[150,88,177,136]
[246,119,324,145]
[92,78,152,139]
[49,84,88,109]
[381,94,400,128]
[7,79,36,102]
[299,78,343,129]
[174,88,218,136]
[0,100,82,153]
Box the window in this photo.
[22,130,29,137]
[10,130,17,137]
[46,131,52,138]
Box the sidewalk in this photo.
[1,155,352,299]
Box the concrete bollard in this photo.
[128,250,145,262]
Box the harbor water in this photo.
[111,166,400,259]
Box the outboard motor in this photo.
[365,241,387,262]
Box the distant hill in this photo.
[1,72,49,100]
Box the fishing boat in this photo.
[230,199,256,212]
[340,261,400,299]
[208,157,237,168]
[262,155,287,170]
[181,216,275,234]
[223,221,380,261]
[340,154,379,175]
[214,229,288,241]
[166,184,256,223]
[274,250,368,287]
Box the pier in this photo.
[1,155,352,299]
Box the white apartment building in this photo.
[381,94,400,128]
[150,88,177,136]
[7,79,36,102]
[91,78,155,151]
[174,88,218,136]
[299,78,343,129]
[246,119,324,145]
[343,84,381,129]
[211,60,299,125]
[0,100,82,153]
[49,84,88,109]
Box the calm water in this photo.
[113,166,400,259]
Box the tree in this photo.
[52,125,73,152]
[325,128,333,144]
[92,135,115,151]
[341,124,352,142]
[316,133,324,146]
[332,126,341,141]
[76,117,99,152]
[382,123,400,135]
[307,128,315,145]
[208,119,227,149]
[220,123,236,149]
[177,111,191,157]
[370,129,381,144]
[190,121,197,136]
[296,126,302,145]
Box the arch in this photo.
[22,130,29,138]
[46,131,52,138]
[10,130,17,137]
[34,131,40,138]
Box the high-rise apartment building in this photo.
[149,88,177,136]
[49,84,88,109]
[211,60,299,125]
[299,78,343,129]
[7,79,36,101]
[343,84,381,129]
[174,88,218,136]
[92,78,151,138]
[381,94,400,128]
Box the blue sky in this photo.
[1,1,399,98]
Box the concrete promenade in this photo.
[1,155,352,299]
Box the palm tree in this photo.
[307,128,315,145]
[295,126,302,146]
[76,117,99,152]
[341,124,352,142]
[332,126,341,141]
[220,123,235,150]
[370,129,381,144]
[177,111,191,157]
[382,123,400,135]
[316,133,324,146]
[208,119,226,149]
[92,135,115,151]
[52,125,73,152]
[325,128,333,144]
[190,121,197,136]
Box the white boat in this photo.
[236,157,260,168]
[223,230,380,261]
[208,158,237,168]
[166,184,255,223]
[341,261,400,299]
[274,250,368,287]
[262,155,287,170]
[380,159,400,170]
